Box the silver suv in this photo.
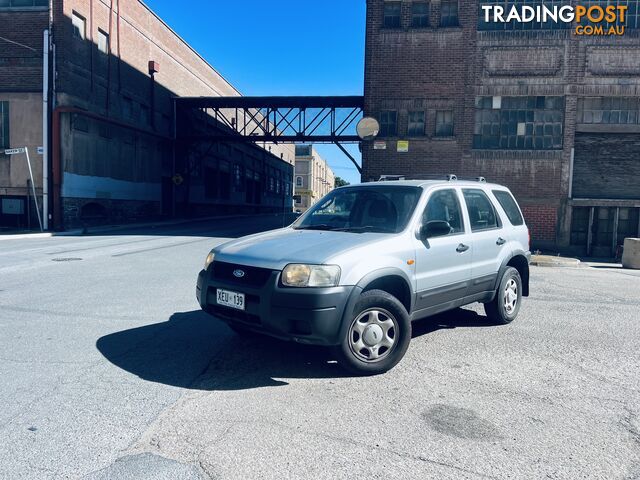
[197,178,531,375]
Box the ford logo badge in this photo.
[233,269,245,278]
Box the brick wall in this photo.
[521,204,557,244]
[363,0,640,250]
[0,9,48,92]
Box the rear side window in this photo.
[463,189,499,231]
[493,190,524,226]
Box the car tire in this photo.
[484,267,523,325]
[335,289,411,376]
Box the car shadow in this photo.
[96,308,496,391]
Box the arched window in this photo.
[296,176,303,187]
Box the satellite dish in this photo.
[356,117,380,141]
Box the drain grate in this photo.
[51,258,83,262]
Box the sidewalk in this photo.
[530,254,582,268]
[0,213,295,241]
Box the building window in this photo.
[72,12,86,40]
[408,111,426,136]
[379,110,398,137]
[412,2,430,28]
[478,0,571,30]
[440,0,459,26]
[474,96,564,150]
[383,2,402,28]
[435,110,454,137]
[0,0,48,7]
[577,97,640,124]
[97,29,109,54]
[0,102,8,149]
[296,176,303,187]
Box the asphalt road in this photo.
[0,216,639,479]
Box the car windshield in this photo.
[292,186,422,233]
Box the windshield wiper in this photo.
[335,226,394,233]
[294,224,338,231]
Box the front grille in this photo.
[211,261,274,288]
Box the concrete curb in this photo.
[0,213,295,241]
[530,255,582,268]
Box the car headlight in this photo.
[282,264,341,288]
[204,251,215,270]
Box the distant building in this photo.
[294,145,335,212]
[363,0,640,257]
[0,0,294,231]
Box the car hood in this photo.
[214,227,390,270]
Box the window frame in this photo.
[473,95,564,150]
[439,0,459,27]
[408,110,426,137]
[435,110,454,137]
[97,29,110,55]
[411,2,430,28]
[72,11,86,40]
[0,0,48,9]
[492,190,524,227]
[422,188,466,237]
[462,188,502,233]
[383,2,402,28]
[379,110,398,137]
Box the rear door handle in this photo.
[496,237,507,246]
[456,243,470,253]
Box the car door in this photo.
[461,188,510,297]
[413,188,473,316]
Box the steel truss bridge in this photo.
[175,96,365,172]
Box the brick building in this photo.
[0,0,294,231]
[363,0,640,257]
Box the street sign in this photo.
[4,148,26,155]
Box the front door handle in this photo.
[456,243,470,253]
[496,237,507,246]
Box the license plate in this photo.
[216,289,245,311]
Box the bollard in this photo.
[622,238,640,270]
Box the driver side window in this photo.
[423,189,464,234]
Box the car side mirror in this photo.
[420,220,453,240]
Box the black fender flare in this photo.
[336,267,414,343]
[494,250,531,297]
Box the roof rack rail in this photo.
[378,175,406,181]
[378,174,487,183]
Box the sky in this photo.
[145,0,367,185]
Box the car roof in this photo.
[339,180,508,190]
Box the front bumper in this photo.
[196,268,358,346]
